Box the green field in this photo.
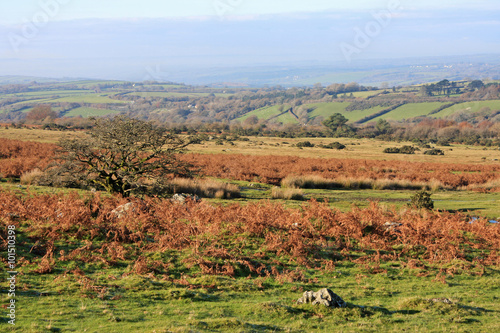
[4,94,127,106]
[307,102,389,123]
[10,98,57,107]
[307,102,350,119]
[350,90,385,98]
[238,105,292,122]
[373,102,448,121]
[127,92,231,98]
[274,112,299,124]
[239,102,391,124]
[49,95,127,104]
[432,101,500,118]
[52,80,128,89]
[4,90,94,98]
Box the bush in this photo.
[424,149,445,156]
[408,191,434,210]
[437,140,451,147]
[296,141,315,148]
[20,168,44,185]
[383,146,416,154]
[319,142,346,150]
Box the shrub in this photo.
[20,168,44,185]
[424,149,445,156]
[437,140,451,147]
[319,142,346,150]
[383,146,416,154]
[296,141,315,148]
[408,191,434,210]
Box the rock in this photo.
[384,221,402,231]
[171,193,201,204]
[427,298,453,304]
[296,288,346,308]
[111,202,136,218]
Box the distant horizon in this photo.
[1,53,499,89]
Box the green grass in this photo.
[372,102,449,121]
[52,80,127,89]
[0,179,498,332]
[5,90,94,98]
[49,95,127,104]
[5,94,128,105]
[2,264,498,332]
[307,102,350,119]
[9,98,56,107]
[232,184,500,219]
[432,100,500,118]
[273,112,299,124]
[130,92,214,98]
[238,105,292,122]
[350,90,385,98]
[306,102,388,123]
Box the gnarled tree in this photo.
[54,116,193,196]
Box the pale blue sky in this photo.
[0,0,499,83]
[1,0,499,24]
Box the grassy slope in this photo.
[432,100,500,118]
[2,263,498,332]
[274,112,299,124]
[239,102,390,124]
[238,105,291,122]
[49,95,126,104]
[372,102,448,121]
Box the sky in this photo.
[1,0,499,23]
[0,0,499,83]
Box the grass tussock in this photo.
[271,187,305,200]
[20,168,45,185]
[465,179,500,192]
[169,177,240,199]
[281,174,447,191]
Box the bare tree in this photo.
[54,116,193,196]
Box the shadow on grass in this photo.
[444,208,484,214]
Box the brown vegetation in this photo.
[0,191,498,279]
[168,177,240,199]
[183,153,500,190]
[0,138,56,178]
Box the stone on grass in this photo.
[111,202,136,218]
[172,193,201,204]
[296,288,346,308]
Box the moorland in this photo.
[1,78,499,332]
